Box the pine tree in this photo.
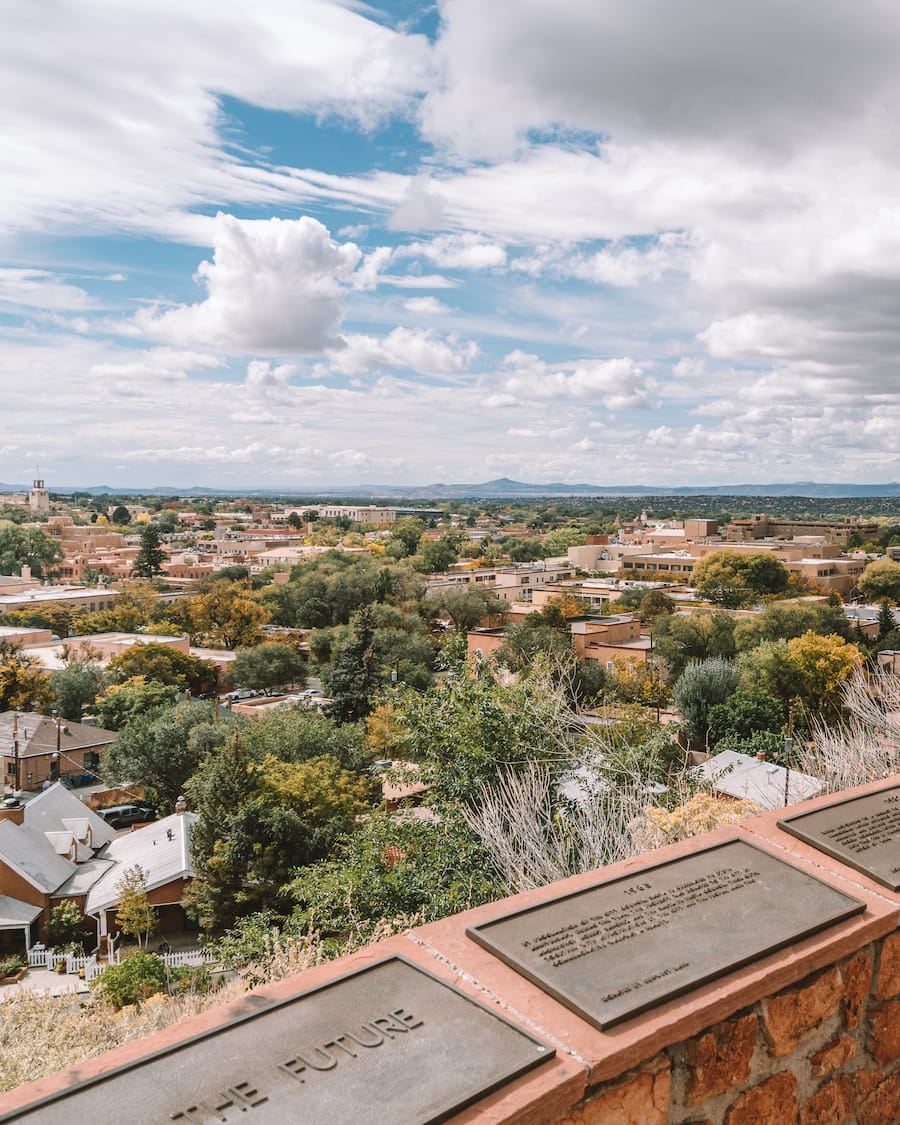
[132,524,166,578]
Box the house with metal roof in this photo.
[0,784,197,953]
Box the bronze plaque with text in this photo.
[1,957,554,1125]
[466,838,864,1029]
[778,785,900,891]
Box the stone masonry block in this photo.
[579,1059,671,1125]
[762,967,842,1057]
[809,1035,857,1077]
[800,1071,881,1125]
[842,948,871,1030]
[867,998,900,1066]
[726,1071,798,1125]
[858,1071,900,1125]
[683,1013,758,1105]
[875,932,900,1001]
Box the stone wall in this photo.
[3,775,900,1123]
[568,933,900,1124]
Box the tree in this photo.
[0,646,53,711]
[286,512,303,530]
[434,587,506,632]
[411,536,459,573]
[707,688,784,747]
[131,524,166,579]
[51,661,104,720]
[652,611,737,681]
[93,677,180,731]
[0,523,62,579]
[287,809,501,940]
[738,631,863,724]
[45,900,88,949]
[539,527,586,557]
[783,631,863,722]
[692,551,790,607]
[733,599,850,651]
[858,559,900,604]
[74,582,158,634]
[115,865,156,949]
[388,517,425,557]
[185,732,369,929]
[187,580,270,648]
[231,642,307,695]
[673,657,741,748]
[638,591,676,624]
[102,700,236,810]
[91,951,168,1009]
[322,607,381,722]
[105,643,217,694]
[879,601,897,641]
[111,505,130,526]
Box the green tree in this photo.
[231,642,307,695]
[638,591,676,624]
[707,688,784,747]
[45,900,88,948]
[115,865,156,949]
[286,512,303,530]
[132,524,166,578]
[51,660,104,720]
[434,587,506,632]
[388,517,425,557]
[692,551,790,607]
[652,610,737,680]
[93,677,180,731]
[105,643,217,694]
[733,599,850,651]
[73,583,158,635]
[322,607,381,722]
[411,535,459,573]
[540,527,586,557]
[287,809,501,941]
[857,558,900,604]
[0,523,62,579]
[185,733,368,929]
[738,631,863,724]
[673,657,741,748]
[110,505,130,526]
[102,700,236,810]
[878,601,896,641]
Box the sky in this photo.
[3,0,900,491]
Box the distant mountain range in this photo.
[5,477,900,499]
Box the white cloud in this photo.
[397,233,507,270]
[498,350,651,409]
[0,270,93,311]
[245,360,296,387]
[388,177,447,231]
[0,0,432,238]
[135,213,361,353]
[325,327,478,376]
[403,296,450,315]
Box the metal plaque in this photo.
[3,956,553,1125]
[467,838,865,1030]
[778,785,900,891]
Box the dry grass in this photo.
[0,920,422,1097]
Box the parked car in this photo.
[96,804,157,829]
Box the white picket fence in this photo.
[26,943,209,983]
[160,950,213,969]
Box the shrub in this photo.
[90,951,167,1010]
[0,954,25,979]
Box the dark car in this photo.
[97,804,157,830]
